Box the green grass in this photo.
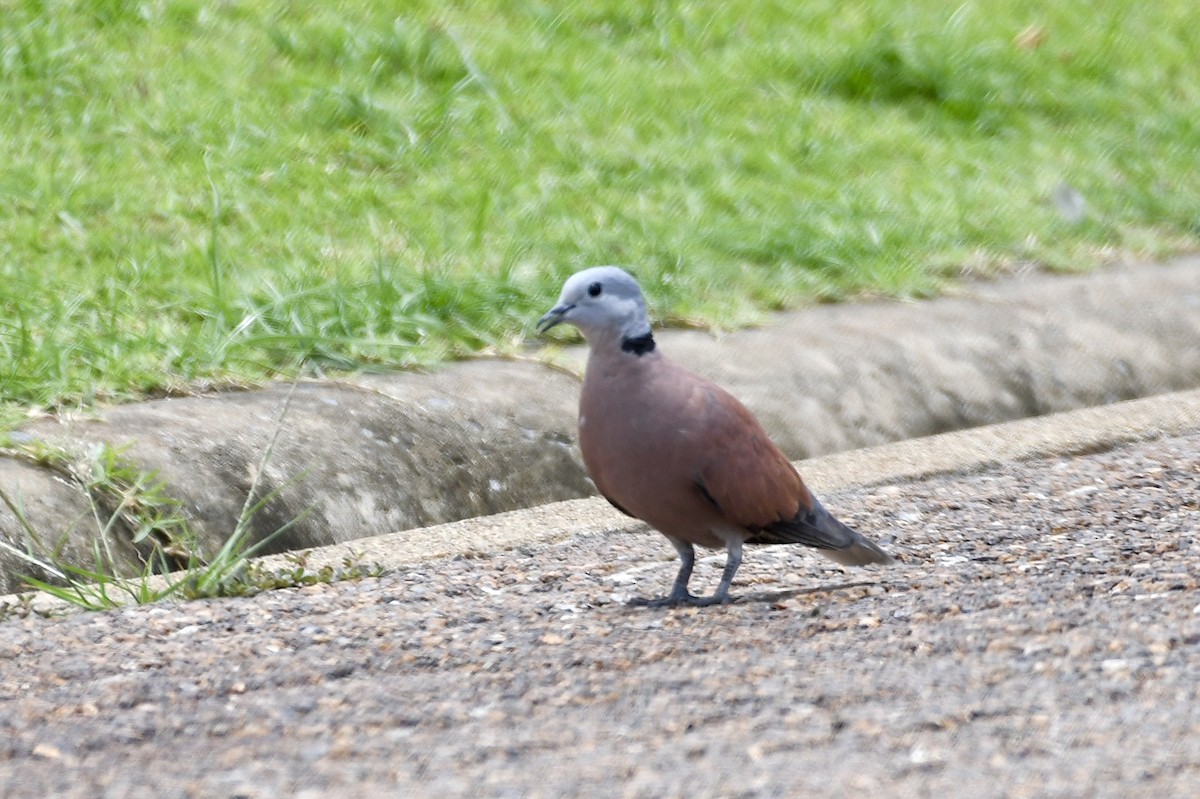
[2,0,1198,427]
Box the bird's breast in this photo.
[578,366,724,540]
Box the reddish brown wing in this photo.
[689,380,812,529]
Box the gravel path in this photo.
[1,431,1198,798]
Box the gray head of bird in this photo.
[537,266,653,346]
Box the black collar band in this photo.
[620,332,656,356]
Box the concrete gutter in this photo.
[7,386,1197,616]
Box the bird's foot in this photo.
[628,591,733,608]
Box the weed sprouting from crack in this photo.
[206,549,389,599]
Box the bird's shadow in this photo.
[733,579,883,605]
[624,579,889,611]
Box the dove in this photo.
[538,266,892,606]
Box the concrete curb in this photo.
[251,386,1200,576]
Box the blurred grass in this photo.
[1,0,1197,426]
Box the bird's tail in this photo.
[755,497,893,566]
[819,528,894,566]
[816,499,893,566]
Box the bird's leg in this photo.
[630,538,745,608]
[665,538,698,602]
[693,537,742,606]
[629,538,699,607]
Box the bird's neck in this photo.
[584,329,662,382]
[620,332,656,356]
[582,323,653,353]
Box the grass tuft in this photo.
[1,381,385,614]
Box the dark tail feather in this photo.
[752,498,893,566]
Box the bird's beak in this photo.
[536,303,573,334]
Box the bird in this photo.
[537,266,893,607]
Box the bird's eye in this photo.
[587,282,603,297]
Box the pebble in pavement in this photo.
[0,432,1197,798]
